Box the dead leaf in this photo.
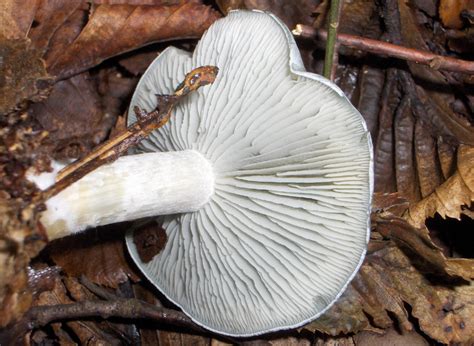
[353,327,429,346]
[394,97,420,203]
[0,0,38,40]
[0,38,53,115]
[405,145,474,228]
[30,72,115,159]
[46,2,221,79]
[357,65,385,140]
[376,215,474,279]
[439,0,474,29]
[398,0,474,145]
[304,244,474,344]
[372,192,410,217]
[373,69,400,193]
[49,225,140,288]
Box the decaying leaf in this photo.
[1,0,473,344]
[405,145,474,228]
[49,225,139,288]
[46,2,221,79]
[30,72,115,159]
[398,0,474,145]
[439,0,474,29]
[376,215,474,280]
[0,38,52,115]
[304,244,474,344]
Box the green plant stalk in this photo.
[323,0,342,80]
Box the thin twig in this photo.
[35,66,218,205]
[323,0,343,80]
[0,299,203,344]
[293,25,474,74]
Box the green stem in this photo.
[323,0,343,80]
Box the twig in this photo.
[323,0,343,80]
[0,299,203,344]
[35,66,218,205]
[293,25,474,75]
[80,275,118,301]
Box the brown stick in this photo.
[0,299,203,344]
[293,25,474,75]
[36,66,218,204]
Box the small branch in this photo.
[323,0,343,80]
[293,25,474,75]
[35,66,218,205]
[0,299,203,344]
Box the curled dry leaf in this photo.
[405,145,474,228]
[398,1,474,145]
[376,215,474,280]
[304,244,474,344]
[46,2,221,79]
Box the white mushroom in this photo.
[37,10,373,337]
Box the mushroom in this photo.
[36,10,373,337]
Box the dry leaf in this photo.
[405,145,474,228]
[46,2,221,79]
[49,226,140,288]
[439,0,474,29]
[376,215,474,280]
[353,327,429,346]
[0,0,38,40]
[0,38,52,115]
[398,0,474,145]
[373,69,400,193]
[304,244,474,344]
[30,72,115,159]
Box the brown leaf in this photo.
[97,67,138,122]
[372,192,409,217]
[394,96,420,203]
[373,69,400,193]
[0,38,53,115]
[376,215,474,279]
[398,0,474,145]
[405,145,474,228]
[0,0,38,40]
[311,244,474,344]
[46,2,221,79]
[439,0,474,29]
[30,72,115,159]
[356,65,385,140]
[414,120,443,198]
[49,226,140,288]
[28,1,86,56]
[353,327,429,346]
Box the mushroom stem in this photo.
[40,150,214,240]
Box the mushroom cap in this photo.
[126,10,373,337]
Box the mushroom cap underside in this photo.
[126,10,374,337]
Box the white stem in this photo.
[39,150,214,240]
